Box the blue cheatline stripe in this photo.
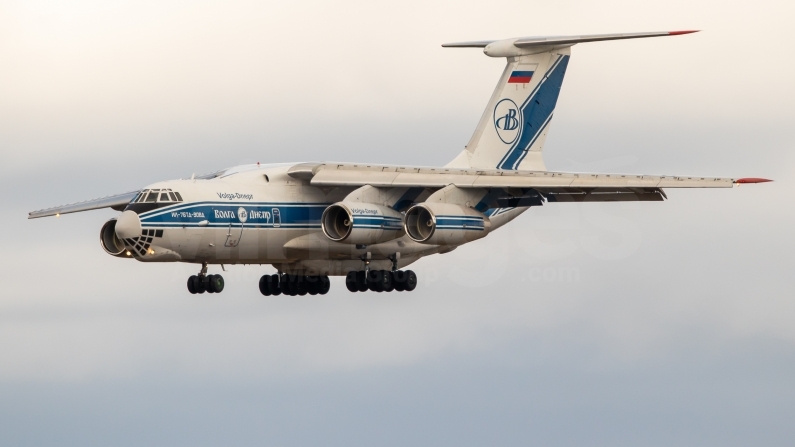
[434,215,484,220]
[141,224,320,229]
[497,55,570,170]
[435,216,486,231]
[140,201,328,218]
[352,215,402,229]
[140,201,329,227]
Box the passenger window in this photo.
[145,191,158,202]
[160,193,170,202]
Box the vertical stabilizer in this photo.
[446,48,570,171]
[443,31,698,170]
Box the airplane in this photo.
[28,31,771,296]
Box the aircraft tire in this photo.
[209,274,224,293]
[187,275,197,294]
[259,275,272,296]
[194,275,207,294]
[367,270,384,292]
[384,271,396,292]
[319,276,331,295]
[379,270,392,292]
[297,276,307,296]
[356,271,368,292]
[269,274,281,296]
[306,276,319,295]
[392,270,406,292]
[285,275,298,296]
[206,274,216,293]
[404,270,417,292]
[345,272,358,292]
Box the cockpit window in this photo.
[133,189,183,204]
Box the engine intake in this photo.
[404,203,490,245]
[100,219,130,258]
[321,202,404,245]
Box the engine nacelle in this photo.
[321,202,404,245]
[404,202,490,245]
[100,219,131,258]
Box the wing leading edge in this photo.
[28,191,139,219]
[287,163,770,190]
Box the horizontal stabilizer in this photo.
[442,30,698,49]
[28,190,139,219]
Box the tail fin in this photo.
[444,31,698,171]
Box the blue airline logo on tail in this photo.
[493,98,521,144]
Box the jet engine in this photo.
[321,202,404,245]
[404,202,491,245]
[100,219,131,258]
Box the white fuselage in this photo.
[118,164,525,275]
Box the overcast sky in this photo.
[1,0,794,446]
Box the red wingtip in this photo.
[735,178,773,184]
[668,30,700,35]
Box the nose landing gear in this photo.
[187,262,225,294]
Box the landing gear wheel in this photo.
[356,271,368,292]
[192,275,207,294]
[346,272,358,292]
[259,275,272,296]
[269,274,281,296]
[318,276,331,295]
[384,271,396,292]
[367,270,380,292]
[306,276,319,296]
[392,270,406,292]
[285,275,298,296]
[378,270,392,292]
[404,270,417,292]
[208,274,224,293]
[206,274,216,293]
[187,275,197,294]
[297,277,307,296]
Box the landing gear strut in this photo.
[187,262,225,294]
[259,273,330,296]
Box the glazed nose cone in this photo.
[115,210,142,239]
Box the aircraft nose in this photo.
[115,210,142,239]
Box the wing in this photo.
[28,190,139,219]
[288,163,770,203]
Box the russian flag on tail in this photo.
[508,70,534,83]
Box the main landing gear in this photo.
[187,263,225,294]
[259,274,331,296]
[344,270,417,293]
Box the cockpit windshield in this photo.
[134,189,184,203]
